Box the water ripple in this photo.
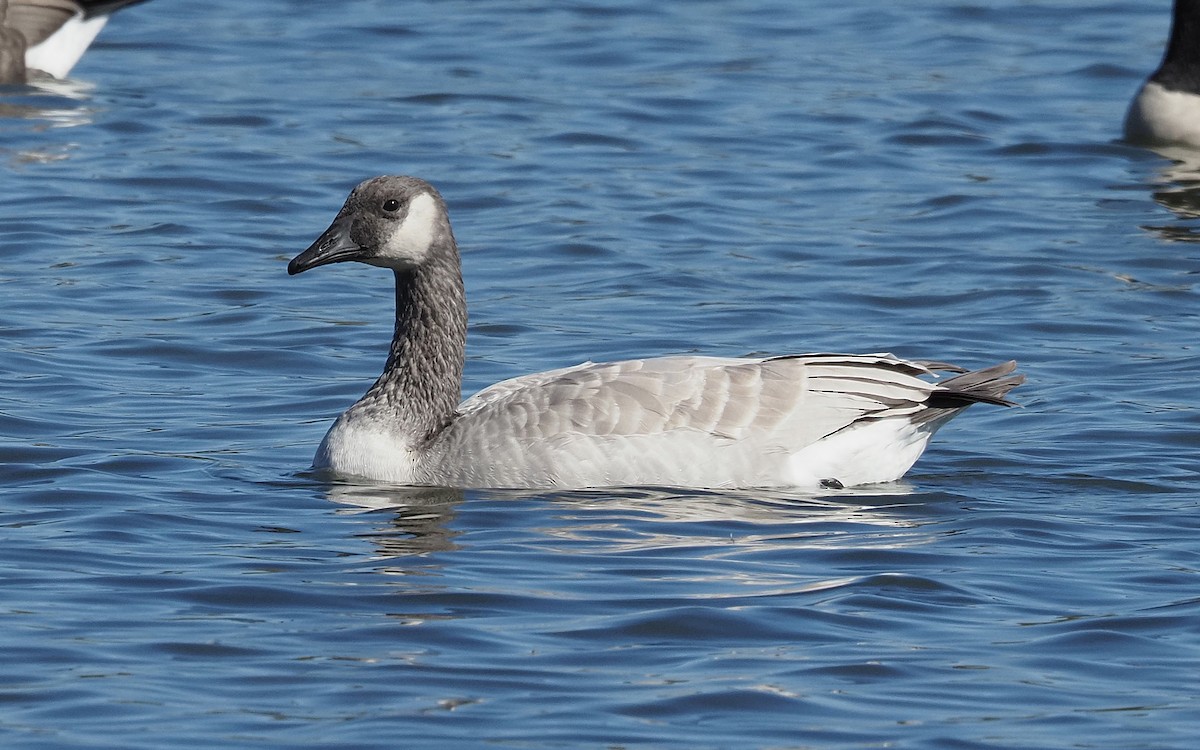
[2,0,1199,748]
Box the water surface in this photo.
[2,1,1198,747]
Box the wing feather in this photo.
[452,354,938,446]
[419,353,1017,488]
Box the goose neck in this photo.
[360,258,467,441]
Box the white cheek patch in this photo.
[382,192,439,264]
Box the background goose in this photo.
[288,176,1024,490]
[0,0,148,83]
[0,1,27,83]
[1125,0,1200,147]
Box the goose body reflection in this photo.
[289,176,1023,491]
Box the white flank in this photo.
[25,15,109,79]
[784,419,934,488]
[1125,81,1200,148]
[381,192,439,265]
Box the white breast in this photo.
[313,413,422,484]
[1125,81,1200,147]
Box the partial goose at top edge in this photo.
[288,175,1024,491]
[1125,0,1200,148]
[0,0,149,84]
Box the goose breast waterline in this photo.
[1125,0,1200,147]
[288,176,1024,490]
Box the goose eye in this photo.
[382,199,401,213]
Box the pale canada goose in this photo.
[289,176,1023,490]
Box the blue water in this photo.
[2,1,1198,747]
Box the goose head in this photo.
[289,176,452,275]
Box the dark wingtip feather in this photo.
[928,360,1025,409]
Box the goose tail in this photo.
[918,360,1024,423]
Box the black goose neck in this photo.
[1153,0,1200,93]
